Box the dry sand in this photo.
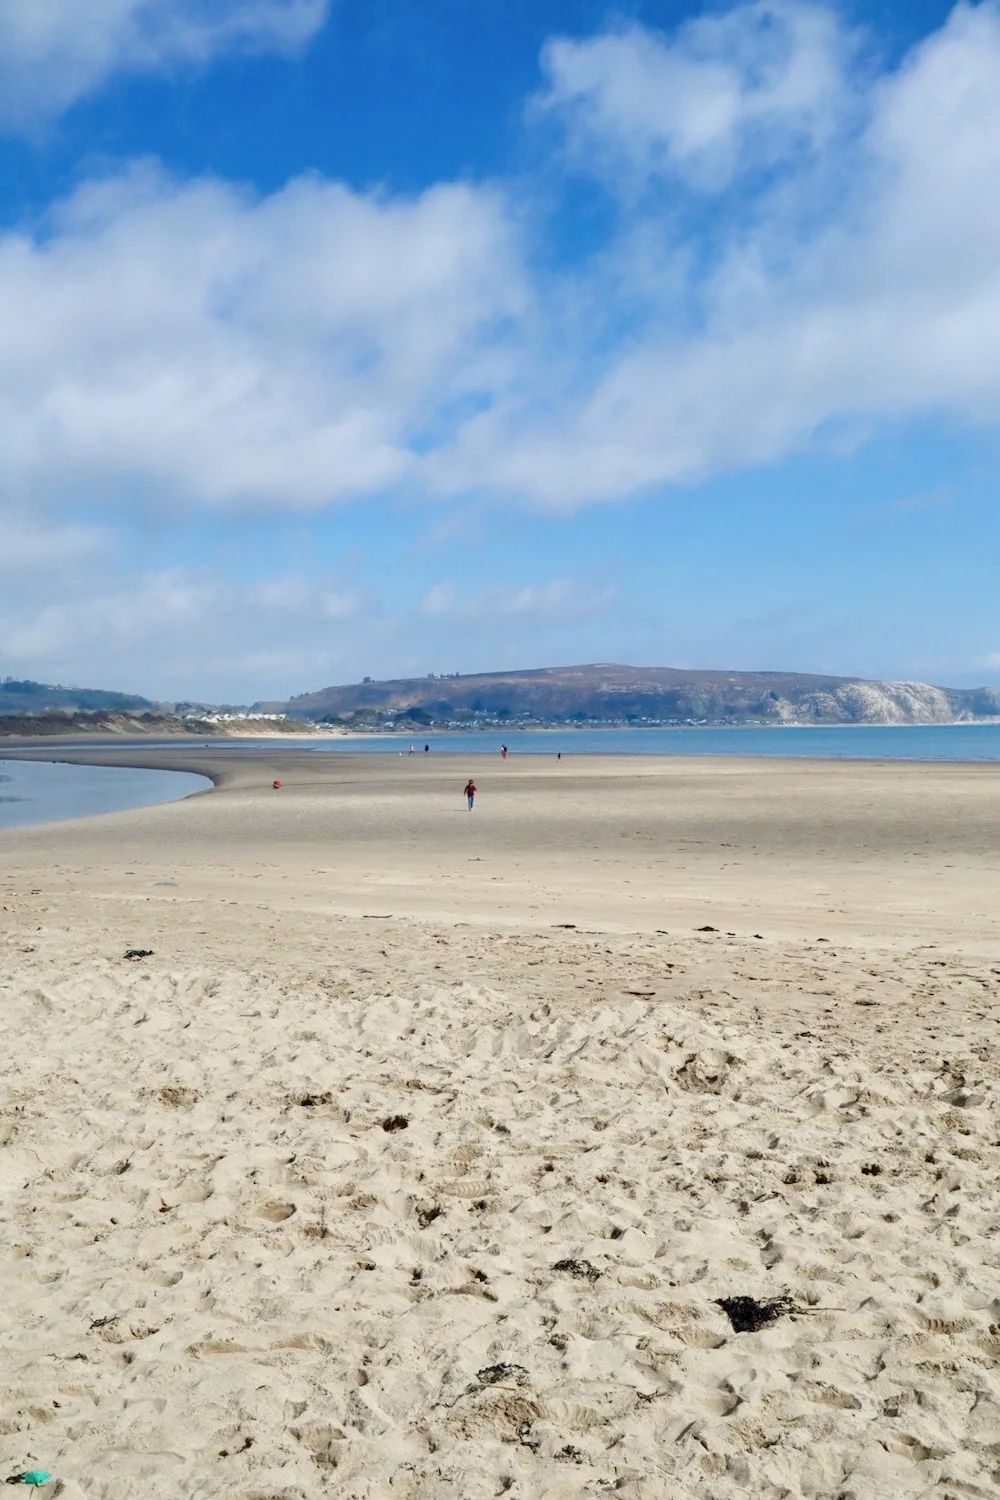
[2,748,1000,1498]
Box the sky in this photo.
[0,0,998,703]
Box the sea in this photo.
[299,723,1000,762]
[2,723,999,834]
[0,759,211,834]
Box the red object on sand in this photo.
[272,780,282,789]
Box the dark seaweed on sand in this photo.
[476,1363,528,1387]
[715,1294,797,1333]
[552,1258,601,1283]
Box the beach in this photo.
[2,749,1000,1497]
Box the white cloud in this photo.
[3,1,1000,527]
[0,163,524,509]
[0,0,328,130]
[430,0,1000,505]
[534,1,854,192]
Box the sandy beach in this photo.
[3,748,1000,1497]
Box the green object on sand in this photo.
[7,1475,51,1487]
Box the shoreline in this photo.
[0,758,214,836]
[7,734,1000,788]
[2,715,1000,755]
[3,747,999,947]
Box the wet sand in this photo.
[2,749,1000,1497]
[5,745,1000,942]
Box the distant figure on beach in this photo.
[424,744,429,753]
[464,778,476,810]
[408,743,414,755]
[501,744,508,760]
[557,752,561,760]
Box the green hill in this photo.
[268,663,1000,727]
[0,678,154,715]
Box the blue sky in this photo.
[0,0,997,702]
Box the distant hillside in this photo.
[268,664,1000,728]
[0,677,154,715]
[0,711,210,738]
[0,709,323,739]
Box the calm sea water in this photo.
[296,723,1000,762]
[0,760,211,833]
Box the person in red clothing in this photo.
[464,778,476,810]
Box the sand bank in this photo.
[2,752,1000,1496]
[6,746,1000,942]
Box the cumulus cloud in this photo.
[431,0,1000,505]
[3,1,1000,524]
[534,0,854,192]
[0,163,524,510]
[0,0,328,130]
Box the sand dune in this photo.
[2,751,1000,1496]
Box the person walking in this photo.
[464,778,477,810]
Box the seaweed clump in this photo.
[715,1294,797,1333]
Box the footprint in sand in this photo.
[257,1201,296,1222]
